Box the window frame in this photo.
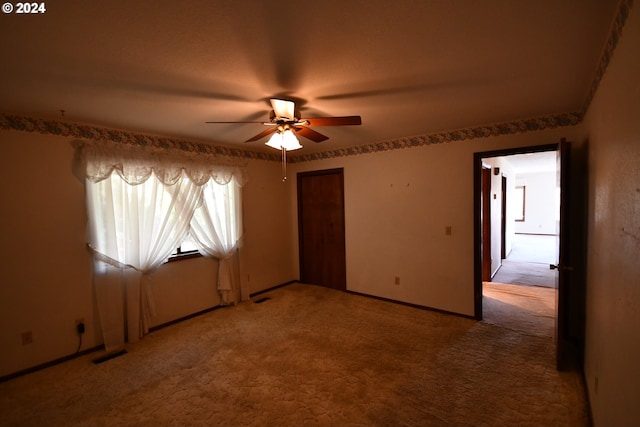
[167,245,201,262]
[514,185,526,222]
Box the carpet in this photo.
[492,260,557,288]
[0,283,588,426]
[483,282,556,338]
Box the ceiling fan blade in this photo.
[245,126,277,142]
[205,121,266,124]
[295,126,329,143]
[302,116,362,126]
[270,98,296,120]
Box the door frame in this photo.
[481,165,492,282]
[500,175,507,260]
[473,143,558,320]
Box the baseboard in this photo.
[250,280,299,298]
[0,345,104,384]
[252,282,474,320]
[345,290,475,320]
[149,305,225,333]
[151,281,300,332]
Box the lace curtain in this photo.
[74,139,245,186]
[73,140,246,351]
[190,178,245,305]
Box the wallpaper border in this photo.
[0,114,280,162]
[581,0,633,115]
[288,112,582,163]
[0,111,583,164]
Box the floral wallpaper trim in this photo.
[288,112,582,163]
[581,0,633,115]
[1,111,582,164]
[0,114,280,162]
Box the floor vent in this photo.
[92,349,127,364]
[253,297,271,304]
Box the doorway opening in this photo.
[474,144,560,340]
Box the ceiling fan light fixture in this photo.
[266,129,302,151]
[270,98,296,120]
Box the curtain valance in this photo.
[71,139,247,186]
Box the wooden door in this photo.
[557,139,588,369]
[297,168,346,290]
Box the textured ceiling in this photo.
[0,0,620,154]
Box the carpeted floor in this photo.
[0,283,589,427]
[483,281,556,338]
[492,260,557,288]
[508,234,557,264]
[493,234,558,288]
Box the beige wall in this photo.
[0,131,94,377]
[582,4,640,427]
[289,125,584,316]
[0,130,294,377]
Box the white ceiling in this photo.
[504,151,558,174]
[0,1,619,154]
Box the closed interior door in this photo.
[297,168,346,290]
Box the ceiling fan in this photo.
[206,98,362,149]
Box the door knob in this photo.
[550,264,574,271]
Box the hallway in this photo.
[483,234,557,338]
[492,234,557,288]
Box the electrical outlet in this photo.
[21,331,33,345]
[394,276,400,285]
[76,318,85,335]
[445,226,452,236]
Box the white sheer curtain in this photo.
[190,177,244,305]
[73,140,246,352]
[86,171,202,349]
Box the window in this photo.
[75,139,246,347]
[514,185,526,222]
[171,233,200,259]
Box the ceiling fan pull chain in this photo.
[281,146,287,182]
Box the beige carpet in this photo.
[483,281,556,338]
[0,283,589,426]
[492,260,557,288]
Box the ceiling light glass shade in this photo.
[265,129,302,151]
[271,99,296,120]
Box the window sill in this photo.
[166,252,202,263]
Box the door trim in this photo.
[481,166,492,282]
[501,175,507,260]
